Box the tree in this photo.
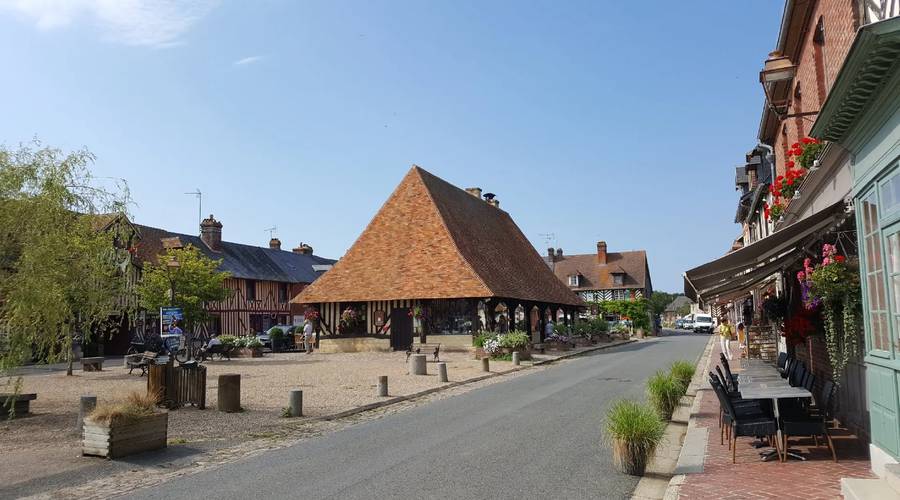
[0,141,132,376]
[599,298,651,331]
[647,291,677,317]
[137,245,231,332]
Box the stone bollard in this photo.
[77,395,97,433]
[481,357,490,372]
[218,373,241,412]
[409,354,427,375]
[512,351,520,366]
[377,376,389,397]
[437,362,448,382]
[289,389,303,417]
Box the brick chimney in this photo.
[556,248,563,259]
[269,237,282,250]
[200,214,223,251]
[483,192,499,208]
[597,241,607,265]
[293,243,313,255]
[547,247,555,259]
[465,187,483,198]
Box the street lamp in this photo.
[759,51,796,84]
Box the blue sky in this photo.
[0,0,783,292]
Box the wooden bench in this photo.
[1,393,37,417]
[126,351,158,376]
[199,343,233,361]
[406,343,441,362]
[81,357,104,372]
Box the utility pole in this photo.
[185,189,202,230]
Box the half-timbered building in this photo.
[545,242,653,303]
[136,215,335,336]
[293,166,584,351]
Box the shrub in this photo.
[669,360,695,390]
[473,332,492,348]
[244,336,263,348]
[269,327,284,341]
[545,332,570,343]
[646,371,683,420]
[498,331,529,349]
[604,400,665,474]
[589,316,609,333]
[89,390,159,425]
[218,335,238,348]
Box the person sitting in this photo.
[206,334,222,349]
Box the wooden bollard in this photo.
[217,373,241,412]
[77,395,96,433]
[377,376,389,397]
[481,357,490,372]
[512,351,520,366]
[437,362,448,382]
[409,354,427,375]
[289,389,303,417]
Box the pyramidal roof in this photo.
[295,166,583,306]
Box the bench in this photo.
[126,351,158,376]
[199,343,233,361]
[406,343,441,362]
[81,357,104,372]
[1,393,37,417]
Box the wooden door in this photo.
[390,308,413,350]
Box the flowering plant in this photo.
[764,200,785,221]
[781,307,816,347]
[764,137,822,220]
[545,332,571,343]
[792,137,823,168]
[408,305,426,320]
[483,336,501,355]
[304,309,320,321]
[339,307,360,329]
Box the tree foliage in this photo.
[0,141,132,376]
[647,291,678,317]
[137,245,231,332]
[599,298,651,331]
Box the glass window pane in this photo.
[874,234,884,271]
[882,175,900,213]
[894,277,900,314]
[890,233,900,274]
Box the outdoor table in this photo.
[739,376,812,461]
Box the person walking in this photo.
[303,320,315,354]
[736,322,746,359]
[718,316,734,360]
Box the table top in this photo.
[740,381,811,399]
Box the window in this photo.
[568,275,580,287]
[861,191,890,354]
[613,274,624,286]
[278,283,289,303]
[880,172,900,214]
[246,280,257,301]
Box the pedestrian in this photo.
[303,319,315,354]
[544,319,554,337]
[718,316,734,360]
[736,322,746,358]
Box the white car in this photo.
[682,317,694,330]
[693,314,714,334]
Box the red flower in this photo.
[777,175,784,181]
[786,160,795,168]
[836,255,846,263]
[791,142,800,149]
[787,178,794,186]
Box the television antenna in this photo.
[264,226,278,239]
[185,189,202,229]
[539,232,557,248]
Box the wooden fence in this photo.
[147,363,206,409]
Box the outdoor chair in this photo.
[720,354,739,389]
[780,357,793,378]
[802,371,815,392]
[716,365,739,393]
[780,382,837,462]
[776,352,788,372]
[711,378,777,460]
[709,373,766,445]
[790,362,807,387]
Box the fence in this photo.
[147,362,206,409]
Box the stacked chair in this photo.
[709,371,779,463]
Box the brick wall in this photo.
[773,0,858,178]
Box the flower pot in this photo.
[236,347,263,358]
[611,437,650,476]
[474,347,490,360]
[499,347,532,360]
[83,412,168,459]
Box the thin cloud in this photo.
[233,55,264,66]
[0,0,218,48]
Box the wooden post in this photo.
[217,374,241,412]
[481,357,490,372]
[377,376,389,397]
[437,362,448,382]
[289,389,303,417]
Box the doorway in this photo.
[390,308,413,350]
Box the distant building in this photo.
[662,296,693,324]
[545,242,652,303]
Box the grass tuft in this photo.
[88,390,160,425]
[603,399,665,456]
[669,360,696,390]
[646,371,684,420]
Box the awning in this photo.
[684,200,847,303]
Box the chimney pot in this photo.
[597,241,607,265]
[547,247,555,259]
[556,248,563,257]
[293,243,313,255]
[465,187,483,199]
[269,237,282,250]
[200,214,223,251]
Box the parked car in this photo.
[693,314,714,334]
[257,325,296,349]
[681,317,694,330]
[674,318,685,330]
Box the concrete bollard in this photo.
[217,373,241,412]
[437,362,448,382]
[77,395,97,433]
[512,351,520,366]
[377,376,389,397]
[481,357,490,372]
[409,354,427,375]
[289,389,303,417]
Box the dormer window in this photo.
[568,274,580,287]
[613,273,624,286]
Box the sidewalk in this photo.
[669,340,874,499]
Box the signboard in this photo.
[374,310,386,327]
[160,307,184,335]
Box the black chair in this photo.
[716,365,739,394]
[711,379,779,462]
[720,354,740,389]
[802,371,815,392]
[780,357,793,378]
[780,381,837,462]
[776,352,789,372]
[790,362,806,387]
[709,373,766,444]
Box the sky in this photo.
[0,0,785,292]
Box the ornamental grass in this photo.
[669,360,696,390]
[646,371,683,420]
[88,390,160,425]
[604,400,665,474]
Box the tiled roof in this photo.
[664,295,693,312]
[134,224,336,284]
[295,166,583,306]
[549,249,650,292]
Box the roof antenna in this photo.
[185,189,201,230]
[264,226,277,239]
[539,232,557,248]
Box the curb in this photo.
[316,338,639,422]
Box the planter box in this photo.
[546,341,571,351]
[83,412,168,459]
[234,347,263,358]
[474,347,490,359]
[573,338,592,347]
[500,347,532,360]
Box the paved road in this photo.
[129,332,709,500]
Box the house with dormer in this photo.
[546,241,652,303]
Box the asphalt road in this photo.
[128,332,709,500]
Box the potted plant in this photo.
[497,331,531,360]
[236,336,264,357]
[604,400,665,476]
[269,327,284,353]
[83,391,168,459]
[544,332,572,351]
[473,332,492,359]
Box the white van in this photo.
[693,314,714,334]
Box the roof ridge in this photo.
[413,167,494,296]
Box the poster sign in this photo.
[374,310,386,327]
[160,307,184,334]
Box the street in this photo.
[127,332,709,500]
